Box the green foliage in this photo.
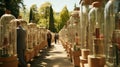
[19,8,29,22]
[38,2,51,19]
[37,2,70,32]
[38,2,51,28]
[54,13,61,32]
[59,6,70,30]
[29,4,40,23]
[0,0,25,18]
[29,8,33,22]
[0,1,5,17]
[49,5,56,32]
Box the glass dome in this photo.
[70,10,80,50]
[0,12,16,57]
[27,23,36,49]
[104,0,120,66]
[79,0,91,49]
[88,1,104,56]
[9,19,18,56]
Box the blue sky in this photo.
[23,0,80,12]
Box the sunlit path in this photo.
[30,41,74,67]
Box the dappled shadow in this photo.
[30,44,73,67]
[30,47,53,67]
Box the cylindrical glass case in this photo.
[0,13,16,57]
[104,0,120,66]
[70,10,80,51]
[9,19,18,56]
[88,1,104,56]
[79,0,91,49]
[27,23,36,49]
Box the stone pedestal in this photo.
[84,64,89,67]
[25,49,34,62]
[67,45,72,61]
[81,49,90,59]
[72,50,81,67]
[34,45,39,57]
[30,49,35,60]
[39,41,47,50]
[80,49,90,67]
[88,55,105,67]
[80,56,88,67]
[65,42,69,51]
[25,50,31,62]
[0,55,18,67]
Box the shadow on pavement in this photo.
[30,44,73,67]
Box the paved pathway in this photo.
[30,42,74,67]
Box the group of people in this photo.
[47,31,59,48]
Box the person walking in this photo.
[47,31,52,48]
[54,33,57,44]
[54,33,59,44]
[16,20,27,67]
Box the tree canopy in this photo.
[59,6,70,30]
[0,1,72,32]
[49,5,56,32]
[38,2,51,27]
[29,4,39,23]
[0,0,25,18]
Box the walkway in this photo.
[30,42,74,67]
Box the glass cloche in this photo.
[88,1,104,56]
[0,12,16,57]
[104,0,120,66]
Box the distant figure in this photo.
[54,33,59,44]
[16,20,27,67]
[47,31,52,48]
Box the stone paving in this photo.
[30,42,74,67]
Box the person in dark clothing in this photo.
[54,33,59,44]
[54,33,57,44]
[47,31,52,48]
[16,20,27,67]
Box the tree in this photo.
[29,4,39,23]
[54,12,61,32]
[59,6,70,30]
[29,7,33,22]
[0,0,25,18]
[0,1,5,17]
[74,3,77,9]
[38,2,51,27]
[19,8,29,22]
[49,5,56,32]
